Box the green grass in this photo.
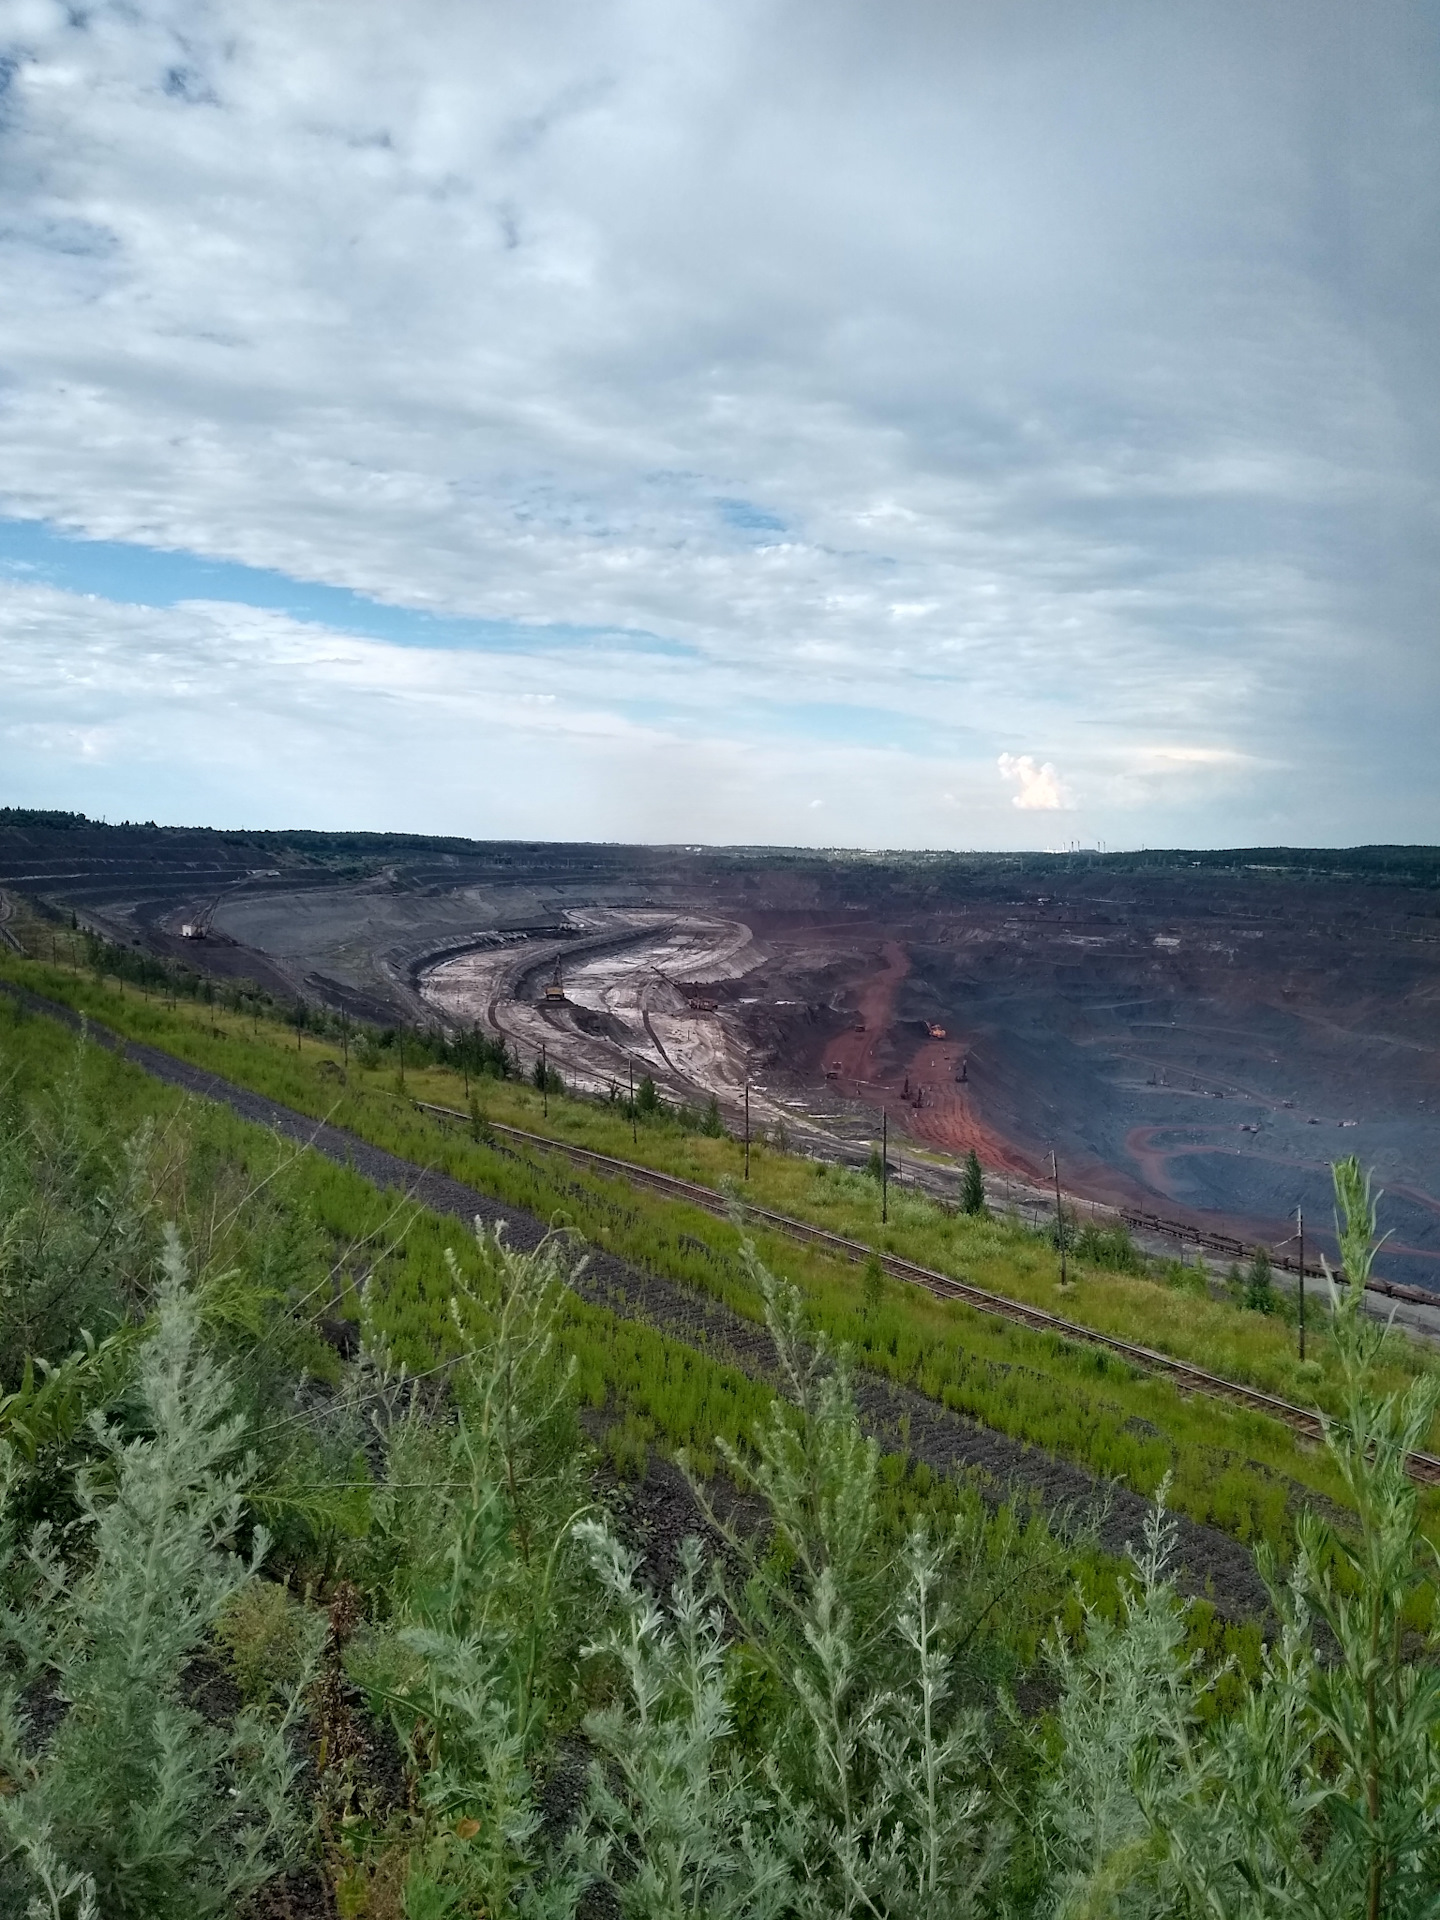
[4,940,1434,1558]
[4,936,1392,1402]
[1,982,1124,1675]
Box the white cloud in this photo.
[1129,747,1248,770]
[0,1,1436,841]
[0,578,1054,845]
[998,753,1074,812]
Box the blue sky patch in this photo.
[0,517,697,659]
[716,498,787,537]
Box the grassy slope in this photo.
[3,944,1434,1556]
[1,990,1278,1712]
[0,946,1377,1396]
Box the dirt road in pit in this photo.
[820,939,909,1088]
[895,1030,1040,1178]
[821,941,1036,1179]
[421,909,779,1119]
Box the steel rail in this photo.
[413,1097,1440,1488]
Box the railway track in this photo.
[1111,1201,1437,1309]
[413,1098,1440,1488]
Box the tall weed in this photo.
[1033,1158,1440,1917]
[353,1227,596,1917]
[0,1232,309,1918]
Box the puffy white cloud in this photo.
[998,753,1074,812]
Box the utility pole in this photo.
[629,1055,636,1146]
[1052,1148,1067,1286]
[1297,1205,1306,1363]
[397,1029,405,1091]
[541,1042,548,1119]
[744,1079,751,1180]
[881,1109,889,1225]
[340,1012,349,1076]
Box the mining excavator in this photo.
[180,895,221,940]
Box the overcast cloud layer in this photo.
[1,0,1437,846]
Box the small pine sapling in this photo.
[862,1252,885,1317]
[960,1150,986,1217]
[1243,1244,1275,1314]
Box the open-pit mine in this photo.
[5,812,1439,1289]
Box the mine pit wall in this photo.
[10,821,1439,1294]
[720,912,1440,1295]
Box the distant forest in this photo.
[3,807,1439,890]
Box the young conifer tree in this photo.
[1244,1243,1276,1314]
[960,1150,986,1216]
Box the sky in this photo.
[1,1,1437,850]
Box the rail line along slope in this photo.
[3,913,1437,1405]
[412,1102,1440,1489]
[0,972,1279,1618]
[4,933,1439,1571]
